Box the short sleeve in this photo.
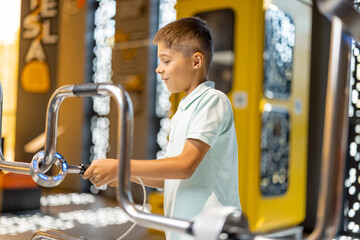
[187,92,231,147]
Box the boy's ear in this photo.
[192,52,204,70]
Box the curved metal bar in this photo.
[41,83,101,172]
[317,0,360,42]
[106,83,193,234]
[306,15,351,240]
[27,83,192,233]
[0,83,89,176]
[41,85,75,172]
[0,158,30,175]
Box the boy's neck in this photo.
[184,76,208,96]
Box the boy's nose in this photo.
[155,65,163,74]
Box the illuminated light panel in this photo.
[342,35,360,236]
[355,0,359,12]
[0,207,137,236]
[156,118,171,158]
[263,4,295,100]
[90,116,110,160]
[0,0,21,44]
[260,4,294,197]
[156,0,176,159]
[0,193,147,236]
[334,236,360,240]
[40,193,96,206]
[0,0,21,162]
[90,0,116,163]
[260,108,290,196]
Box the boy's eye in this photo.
[162,60,170,64]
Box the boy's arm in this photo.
[83,138,210,187]
[132,176,164,189]
[131,138,210,179]
[108,177,164,189]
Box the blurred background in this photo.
[0,0,358,239]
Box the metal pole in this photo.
[41,85,75,172]
[107,83,193,234]
[307,16,351,240]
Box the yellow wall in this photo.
[55,1,89,191]
[176,0,312,232]
[0,0,21,163]
[0,0,89,192]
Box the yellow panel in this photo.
[0,0,21,163]
[148,191,165,234]
[0,32,20,163]
[175,0,312,233]
[21,60,50,93]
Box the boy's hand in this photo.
[108,180,119,187]
[82,159,119,188]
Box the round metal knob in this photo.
[30,151,68,188]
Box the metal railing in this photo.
[306,0,360,239]
[2,0,359,239]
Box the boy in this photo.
[83,17,241,240]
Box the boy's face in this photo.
[156,41,197,95]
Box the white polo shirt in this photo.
[164,81,241,240]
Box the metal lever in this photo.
[29,151,89,188]
[26,83,100,186]
[317,0,360,42]
[30,151,68,188]
[40,83,101,173]
[35,83,194,234]
[0,83,96,187]
[102,82,194,234]
[306,1,360,239]
[78,164,89,175]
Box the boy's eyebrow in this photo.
[158,53,171,58]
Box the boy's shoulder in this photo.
[201,86,232,106]
[191,87,233,118]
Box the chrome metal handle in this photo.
[0,83,97,183]
[317,0,360,42]
[41,84,100,172]
[38,83,192,233]
[306,1,360,239]
[93,83,193,234]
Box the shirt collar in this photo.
[178,81,215,111]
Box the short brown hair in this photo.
[153,17,213,72]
